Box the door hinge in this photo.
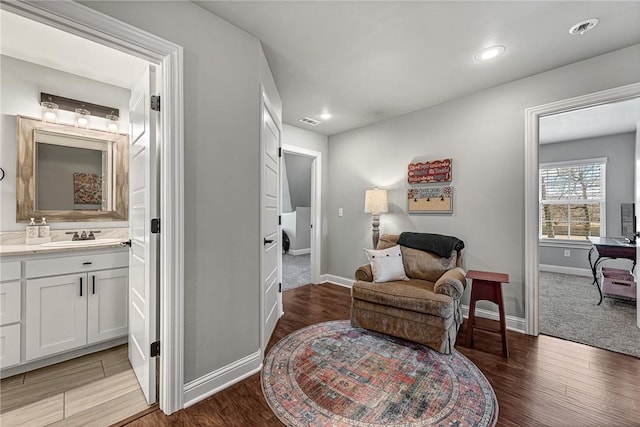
[279,282,282,292]
[151,218,160,234]
[278,147,282,158]
[150,341,160,357]
[279,215,281,225]
[151,95,161,112]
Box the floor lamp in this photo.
[365,188,388,248]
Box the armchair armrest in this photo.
[434,267,466,300]
[355,264,373,282]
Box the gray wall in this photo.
[327,44,640,319]
[0,55,130,231]
[539,132,635,270]
[283,153,312,209]
[85,1,281,383]
[282,124,329,273]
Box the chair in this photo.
[351,233,466,354]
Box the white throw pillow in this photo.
[364,245,409,283]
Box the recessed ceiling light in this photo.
[319,112,332,120]
[475,45,506,62]
[569,18,599,35]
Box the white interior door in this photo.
[261,95,281,351]
[128,65,158,404]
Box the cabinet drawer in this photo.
[25,251,128,278]
[0,281,21,325]
[0,261,21,282]
[0,323,21,368]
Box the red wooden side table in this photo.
[464,269,509,358]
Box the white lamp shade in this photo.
[364,189,388,213]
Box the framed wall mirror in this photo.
[16,116,129,222]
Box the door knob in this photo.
[264,238,274,245]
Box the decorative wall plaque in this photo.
[408,158,452,184]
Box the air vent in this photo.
[569,18,599,35]
[299,117,321,126]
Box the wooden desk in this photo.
[587,237,636,305]
[465,270,509,358]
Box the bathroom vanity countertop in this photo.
[0,241,127,256]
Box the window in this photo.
[540,158,606,241]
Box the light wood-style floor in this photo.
[0,344,150,427]
[123,283,640,427]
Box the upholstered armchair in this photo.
[351,233,466,354]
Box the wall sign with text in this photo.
[408,186,453,214]
[407,158,452,183]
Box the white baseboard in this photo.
[321,274,353,288]
[461,305,526,334]
[183,349,262,408]
[288,248,310,256]
[539,264,592,277]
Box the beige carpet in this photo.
[282,253,311,290]
[539,271,639,358]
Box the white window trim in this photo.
[540,157,607,169]
[539,157,607,241]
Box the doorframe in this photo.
[524,82,640,336]
[281,144,322,286]
[1,1,185,414]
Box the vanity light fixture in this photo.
[39,93,119,129]
[40,98,59,123]
[106,111,119,133]
[474,45,506,62]
[75,107,91,129]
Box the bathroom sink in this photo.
[40,238,125,248]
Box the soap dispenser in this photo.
[26,218,39,239]
[39,217,50,238]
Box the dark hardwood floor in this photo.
[120,283,640,426]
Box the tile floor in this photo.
[0,345,149,426]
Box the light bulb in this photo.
[106,113,119,133]
[75,108,91,129]
[41,101,59,123]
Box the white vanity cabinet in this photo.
[23,249,128,361]
[0,260,22,368]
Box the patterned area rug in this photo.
[262,321,498,426]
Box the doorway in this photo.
[536,98,639,357]
[281,144,322,291]
[524,83,640,348]
[0,0,184,418]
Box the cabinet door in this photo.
[26,273,87,361]
[0,281,21,325]
[87,268,128,344]
[0,324,21,368]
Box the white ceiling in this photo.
[0,10,148,90]
[540,97,640,144]
[196,1,640,135]
[2,3,639,138]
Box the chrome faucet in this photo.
[65,230,101,241]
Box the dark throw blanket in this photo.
[397,232,464,258]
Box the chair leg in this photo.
[465,294,477,348]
